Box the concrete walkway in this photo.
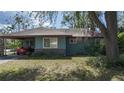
[0,55,19,64]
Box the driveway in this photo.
[0,55,19,64]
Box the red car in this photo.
[16,47,28,55]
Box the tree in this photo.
[62,11,84,28]
[13,12,33,31]
[89,11,119,62]
[61,11,96,30]
[30,11,58,28]
[15,15,22,31]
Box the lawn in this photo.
[0,55,124,81]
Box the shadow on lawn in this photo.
[17,54,97,60]
[17,55,72,60]
[0,66,46,81]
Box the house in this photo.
[0,27,103,56]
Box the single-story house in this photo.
[0,27,103,56]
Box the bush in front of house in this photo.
[115,54,124,67]
[118,32,124,53]
[84,40,105,56]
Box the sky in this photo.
[54,12,63,28]
[0,11,111,31]
[0,11,63,30]
[0,11,16,28]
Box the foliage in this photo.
[86,56,108,68]
[117,11,124,31]
[12,12,36,31]
[1,12,33,34]
[61,11,96,29]
[30,11,58,27]
[6,40,22,49]
[87,54,124,68]
[1,26,15,34]
[84,39,105,56]
[118,32,124,53]
[116,54,124,67]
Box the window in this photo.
[43,37,58,48]
[69,37,82,44]
[44,38,50,48]
[69,38,77,44]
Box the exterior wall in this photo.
[66,37,102,55]
[23,36,102,56]
[35,37,43,49]
[34,36,66,55]
[66,37,85,55]
[35,49,66,55]
[58,37,66,49]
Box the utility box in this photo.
[0,38,4,56]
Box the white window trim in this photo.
[43,37,58,49]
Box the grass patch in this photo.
[0,55,124,81]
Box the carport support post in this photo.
[3,38,7,56]
[0,38,4,56]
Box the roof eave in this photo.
[0,35,72,39]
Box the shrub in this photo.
[84,40,105,56]
[115,54,124,67]
[86,56,108,68]
[118,32,124,53]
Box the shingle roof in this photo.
[0,27,103,39]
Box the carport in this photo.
[0,34,35,56]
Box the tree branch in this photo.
[88,11,107,35]
[105,11,117,32]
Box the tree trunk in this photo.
[89,11,119,63]
[104,32,119,62]
[104,12,119,62]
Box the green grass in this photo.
[0,55,124,81]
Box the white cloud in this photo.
[42,22,51,27]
